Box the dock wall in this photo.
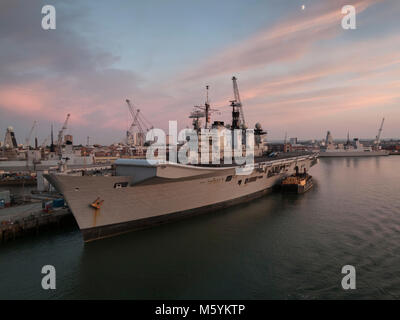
[0,208,74,243]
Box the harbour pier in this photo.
[0,202,74,244]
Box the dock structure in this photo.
[0,163,112,243]
[0,203,74,243]
[0,162,112,174]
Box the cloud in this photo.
[0,1,173,144]
[0,0,398,143]
[179,0,382,81]
[165,0,399,139]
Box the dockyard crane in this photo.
[57,113,70,152]
[374,117,385,148]
[125,99,154,147]
[126,99,140,145]
[25,120,37,148]
[231,76,246,129]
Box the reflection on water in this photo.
[1,156,400,299]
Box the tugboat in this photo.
[281,169,313,194]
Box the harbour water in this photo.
[1,156,400,299]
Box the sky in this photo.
[0,0,399,145]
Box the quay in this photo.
[0,162,112,243]
[0,201,74,243]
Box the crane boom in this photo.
[126,99,135,118]
[232,76,246,128]
[25,120,37,148]
[375,117,385,146]
[57,113,70,150]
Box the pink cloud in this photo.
[1,0,398,142]
[0,85,45,113]
[179,0,382,81]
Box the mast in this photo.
[50,124,55,152]
[193,85,219,129]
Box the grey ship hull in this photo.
[319,150,389,157]
[46,154,318,242]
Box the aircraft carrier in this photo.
[46,153,317,241]
[45,77,319,242]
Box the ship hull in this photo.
[46,154,317,242]
[319,150,389,157]
[81,186,272,242]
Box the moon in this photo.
[301,4,306,10]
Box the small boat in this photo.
[281,173,313,194]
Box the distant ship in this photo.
[319,133,389,157]
[45,77,319,242]
[319,119,390,157]
[319,148,389,157]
